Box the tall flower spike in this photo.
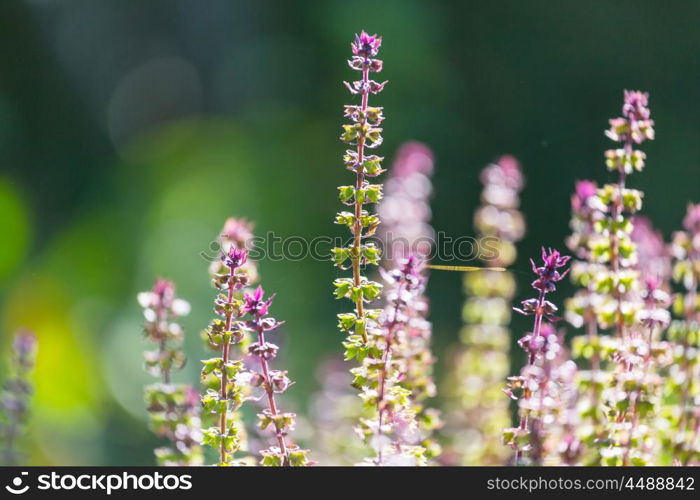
[199,217,261,466]
[333,31,387,459]
[504,247,569,465]
[244,286,310,466]
[589,91,667,465]
[352,256,433,465]
[565,179,609,465]
[200,247,251,466]
[592,91,652,334]
[443,155,525,466]
[0,330,37,466]
[376,142,440,460]
[138,279,203,466]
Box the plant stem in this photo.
[219,264,235,465]
[515,288,546,464]
[611,167,628,340]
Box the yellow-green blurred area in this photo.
[1,0,699,465]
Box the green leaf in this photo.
[337,185,355,203]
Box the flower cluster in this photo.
[444,156,525,465]
[352,256,431,465]
[665,204,700,464]
[245,286,309,466]
[565,91,673,465]
[210,217,259,286]
[595,92,668,465]
[0,330,37,465]
[119,37,700,468]
[591,90,654,332]
[504,247,570,464]
[200,247,251,465]
[138,280,202,466]
[377,142,435,264]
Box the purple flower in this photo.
[605,90,655,144]
[152,278,175,308]
[221,217,254,248]
[530,247,571,293]
[623,90,651,121]
[351,30,382,58]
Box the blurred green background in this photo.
[1,0,699,465]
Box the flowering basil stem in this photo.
[334,30,386,352]
[593,91,668,466]
[0,330,37,466]
[244,286,310,466]
[201,247,250,466]
[377,142,441,460]
[593,90,654,336]
[504,248,570,465]
[444,156,525,465]
[311,143,437,466]
[349,256,432,465]
[565,179,607,464]
[666,204,700,464]
[138,280,203,466]
[332,31,388,461]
